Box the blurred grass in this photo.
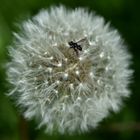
[0,0,140,140]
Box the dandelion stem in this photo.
[19,115,29,140]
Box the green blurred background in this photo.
[0,0,139,140]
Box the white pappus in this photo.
[7,6,133,134]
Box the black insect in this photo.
[68,38,89,56]
[68,41,82,56]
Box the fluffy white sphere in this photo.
[7,6,133,134]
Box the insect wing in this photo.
[76,37,89,47]
[77,45,82,51]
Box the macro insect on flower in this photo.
[7,6,133,134]
[68,38,87,56]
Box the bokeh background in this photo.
[0,0,139,140]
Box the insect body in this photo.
[68,41,82,56]
[68,38,89,56]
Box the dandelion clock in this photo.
[7,6,133,134]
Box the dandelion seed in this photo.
[49,56,54,60]
[89,72,93,77]
[6,6,133,134]
[69,83,74,89]
[79,56,83,61]
[63,73,69,80]
[75,70,80,75]
[47,67,52,73]
[56,80,60,84]
[44,52,48,55]
[57,62,62,67]
[99,52,104,58]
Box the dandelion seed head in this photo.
[7,6,133,134]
